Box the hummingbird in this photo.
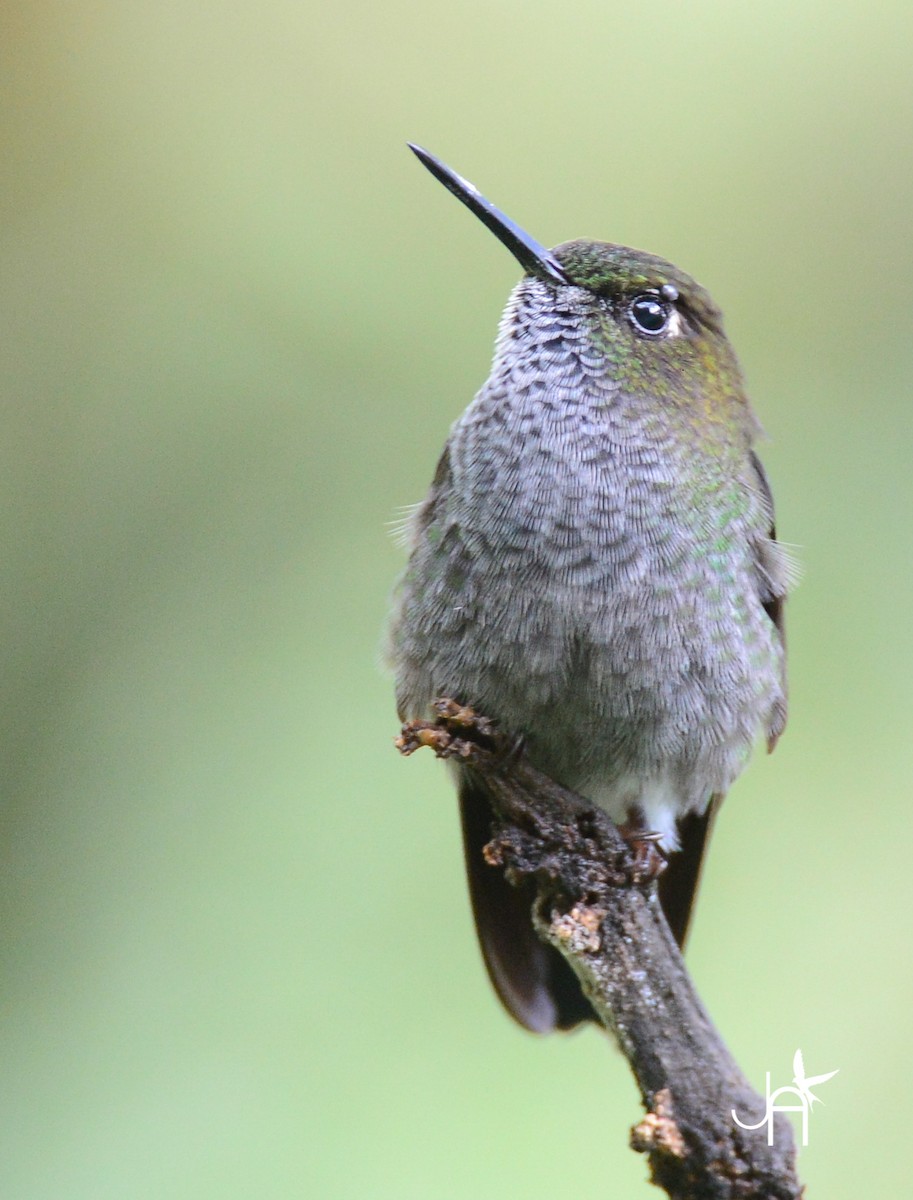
[388,145,789,1033]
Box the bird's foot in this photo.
[617,825,668,885]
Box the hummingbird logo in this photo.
[732,1049,838,1146]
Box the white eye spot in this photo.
[627,292,684,338]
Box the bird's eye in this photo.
[628,293,672,336]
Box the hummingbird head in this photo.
[409,143,755,441]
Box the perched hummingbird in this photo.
[388,146,789,1032]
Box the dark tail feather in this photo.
[458,773,595,1032]
[657,797,720,948]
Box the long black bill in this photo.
[408,144,568,286]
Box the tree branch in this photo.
[397,699,803,1200]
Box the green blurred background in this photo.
[2,2,911,1196]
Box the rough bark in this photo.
[397,698,803,1200]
